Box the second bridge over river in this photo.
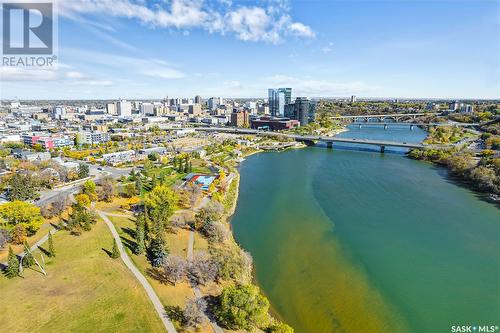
[191,127,445,153]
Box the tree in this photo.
[147,235,167,267]
[7,173,38,201]
[469,166,499,194]
[134,214,146,255]
[446,153,475,176]
[148,152,158,161]
[97,177,116,202]
[22,240,34,267]
[123,182,137,198]
[135,178,143,195]
[77,163,90,179]
[75,193,91,207]
[82,180,97,201]
[10,225,27,244]
[194,201,224,231]
[189,251,218,286]
[215,284,270,330]
[0,201,44,236]
[111,239,120,259]
[266,322,294,333]
[5,246,19,278]
[47,232,55,257]
[144,185,178,228]
[162,255,187,285]
[186,183,202,209]
[66,202,96,235]
[51,193,69,217]
[184,298,207,330]
[211,246,253,284]
[201,221,229,243]
[0,229,10,249]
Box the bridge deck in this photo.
[349,122,478,127]
[194,127,431,149]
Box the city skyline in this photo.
[1,0,499,100]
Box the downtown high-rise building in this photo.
[117,100,132,116]
[294,97,312,125]
[268,88,292,117]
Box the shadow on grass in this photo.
[37,245,51,257]
[101,248,113,258]
[145,267,172,285]
[121,226,136,239]
[164,305,186,331]
[120,237,138,253]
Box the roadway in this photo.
[330,112,441,120]
[37,162,132,207]
[348,122,479,127]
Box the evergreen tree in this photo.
[188,161,193,173]
[77,163,90,179]
[48,232,55,257]
[111,239,120,259]
[147,235,167,267]
[135,177,143,195]
[5,247,19,278]
[135,215,146,255]
[22,241,34,268]
[178,159,184,173]
[184,160,189,173]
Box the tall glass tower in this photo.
[268,88,292,117]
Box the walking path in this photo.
[97,211,177,333]
[103,212,132,218]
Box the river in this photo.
[230,125,500,333]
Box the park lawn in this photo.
[94,197,130,212]
[107,214,215,332]
[0,219,165,333]
[108,214,194,307]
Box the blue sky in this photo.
[1,0,499,99]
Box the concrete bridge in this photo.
[191,127,440,153]
[330,113,441,123]
[350,122,479,130]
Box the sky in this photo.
[1,0,499,100]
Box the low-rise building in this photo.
[76,131,110,145]
[250,117,300,131]
[102,150,135,166]
[20,151,51,162]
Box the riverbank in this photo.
[408,147,500,199]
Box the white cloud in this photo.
[59,0,315,44]
[288,22,315,38]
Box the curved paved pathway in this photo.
[97,211,177,333]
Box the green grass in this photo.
[0,219,165,333]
